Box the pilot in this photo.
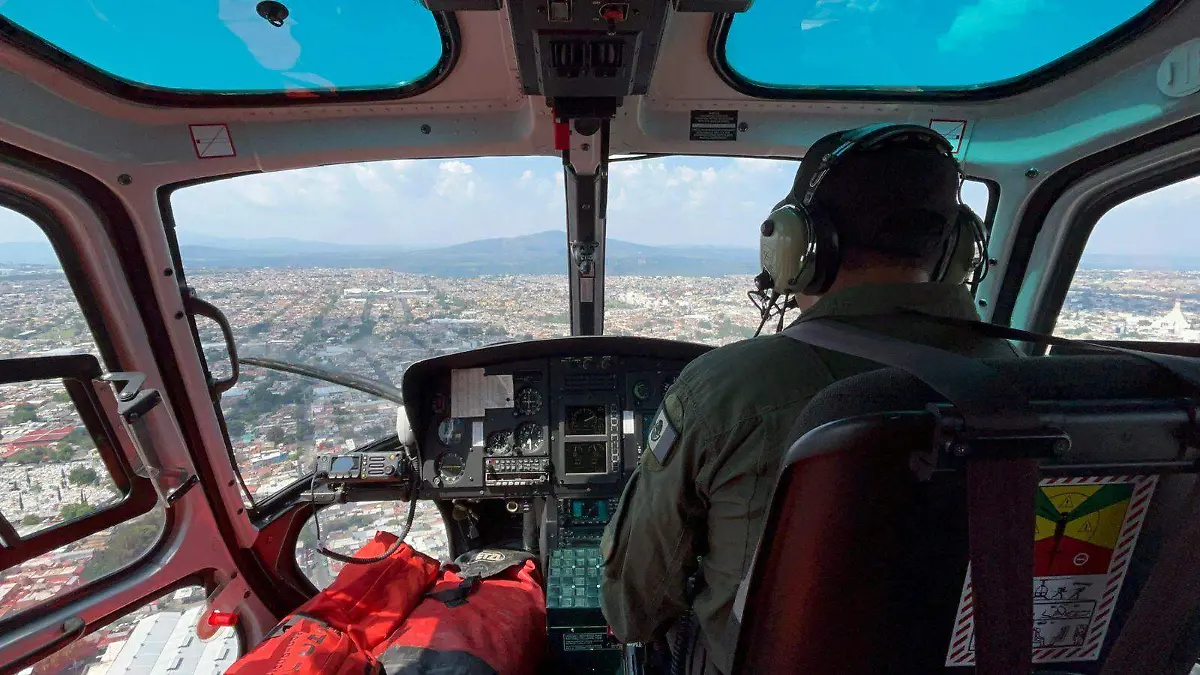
[599,124,1019,674]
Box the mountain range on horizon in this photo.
[0,230,1197,275]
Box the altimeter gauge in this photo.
[515,421,545,456]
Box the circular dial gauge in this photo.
[515,422,544,455]
[436,452,465,484]
[515,387,543,416]
[632,380,651,403]
[570,407,604,435]
[486,429,515,457]
[437,417,464,446]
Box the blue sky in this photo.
[725,0,1154,88]
[0,155,1189,255]
[0,0,443,93]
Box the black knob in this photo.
[761,220,775,237]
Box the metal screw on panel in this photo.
[420,124,432,135]
[174,311,184,319]
[117,174,132,185]
[738,122,749,132]
[1025,168,1040,179]
[978,299,988,307]
[581,143,591,151]
[952,442,971,457]
[988,258,998,265]
[163,268,174,277]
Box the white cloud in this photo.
[439,160,474,175]
[937,0,1043,54]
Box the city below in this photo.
[0,261,1195,674]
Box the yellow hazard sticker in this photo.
[945,475,1157,666]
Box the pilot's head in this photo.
[759,124,968,307]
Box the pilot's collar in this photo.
[796,282,981,324]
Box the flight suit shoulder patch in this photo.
[646,403,679,468]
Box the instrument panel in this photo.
[401,337,711,500]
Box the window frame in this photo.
[707,0,1184,102]
[0,196,164,629]
[0,12,460,107]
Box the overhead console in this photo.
[402,337,710,502]
[496,0,753,101]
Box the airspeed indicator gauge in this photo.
[486,430,514,456]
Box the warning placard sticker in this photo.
[929,118,968,155]
[945,475,1158,666]
[189,124,237,159]
[450,368,514,419]
[690,110,739,142]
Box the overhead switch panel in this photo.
[507,0,671,98]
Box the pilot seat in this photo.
[733,322,1200,675]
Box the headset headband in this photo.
[801,124,956,209]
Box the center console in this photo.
[397,338,712,673]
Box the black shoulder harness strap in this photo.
[780,315,1200,675]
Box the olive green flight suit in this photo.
[600,282,1019,674]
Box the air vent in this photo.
[549,39,624,79]
[589,41,624,78]
[550,40,587,79]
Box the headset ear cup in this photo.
[942,206,985,285]
[759,205,818,294]
[802,208,840,295]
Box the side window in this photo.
[961,179,992,223]
[22,584,239,673]
[1054,178,1197,341]
[0,206,165,620]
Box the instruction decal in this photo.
[929,119,967,155]
[189,124,237,159]
[945,475,1157,666]
[690,110,739,142]
[450,369,514,418]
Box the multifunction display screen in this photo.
[570,499,611,524]
[330,456,358,474]
[564,442,607,475]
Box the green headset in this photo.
[758,124,989,296]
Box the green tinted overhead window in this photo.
[720,0,1162,93]
[0,1,451,97]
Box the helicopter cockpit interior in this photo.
[1,0,1200,673]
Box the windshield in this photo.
[722,0,1159,91]
[604,156,994,343]
[172,157,568,500]
[172,155,995,499]
[0,1,448,95]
